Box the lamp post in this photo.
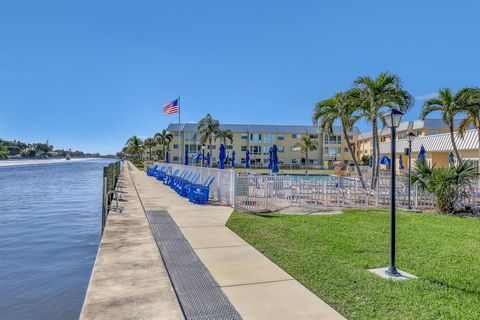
[201,144,206,167]
[407,132,416,210]
[383,108,404,277]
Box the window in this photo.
[277,146,284,152]
[348,135,353,140]
[208,145,216,150]
[427,129,441,135]
[184,132,195,141]
[241,133,248,140]
[324,135,338,144]
[337,136,342,144]
[173,131,179,136]
[309,134,318,139]
[277,134,284,140]
[264,134,275,143]
[292,159,300,164]
[250,133,262,142]
[324,147,338,157]
[344,147,349,152]
[173,144,179,149]
[290,146,301,152]
[173,156,179,162]
[309,159,318,164]
[226,145,233,150]
[241,146,247,152]
[292,133,300,139]
[250,145,262,154]
[241,158,245,164]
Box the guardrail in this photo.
[102,161,121,232]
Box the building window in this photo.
[241,133,248,140]
[208,145,216,150]
[173,144,179,149]
[309,134,318,139]
[292,159,300,164]
[324,147,338,157]
[292,133,300,139]
[324,135,338,144]
[427,129,441,135]
[264,134,275,143]
[226,145,233,150]
[184,132,195,141]
[309,159,318,164]
[277,134,284,140]
[241,146,247,152]
[250,133,262,142]
[173,156,179,162]
[348,135,353,140]
[277,146,284,152]
[173,131,179,136]
[337,136,342,144]
[290,146,301,152]
[250,145,262,154]
[344,147,349,152]
[241,158,245,164]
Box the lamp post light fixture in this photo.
[407,132,416,210]
[201,144,206,167]
[383,108,404,277]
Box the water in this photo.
[0,159,114,320]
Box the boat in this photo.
[66,156,71,160]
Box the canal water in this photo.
[0,159,114,320]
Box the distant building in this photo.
[165,123,361,167]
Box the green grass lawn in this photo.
[227,209,480,319]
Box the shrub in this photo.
[412,161,477,214]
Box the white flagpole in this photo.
[178,95,181,164]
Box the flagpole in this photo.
[178,95,181,164]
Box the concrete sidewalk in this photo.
[80,164,183,320]
[130,164,345,320]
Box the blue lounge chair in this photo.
[188,177,215,204]
[154,166,167,180]
[180,173,200,197]
[164,169,180,185]
[146,164,158,176]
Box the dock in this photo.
[80,162,345,319]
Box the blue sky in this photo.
[0,1,479,154]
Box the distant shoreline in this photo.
[0,158,115,167]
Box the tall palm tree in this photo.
[196,114,220,167]
[421,88,470,162]
[294,135,318,174]
[313,91,366,189]
[125,136,144,163]
[215,129,234,145]
[154,129,173,161]
[458,87,480,161]
[352,72,414,188]
[144,138,156,161]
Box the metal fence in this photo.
[150,162,236,206]
[102,161,121,232]
[234,174,480,213]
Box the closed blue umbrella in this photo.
[369,154,373,168]
[268,147,273,169]
[399,154,404,170]
[245,150,251,169]
[379,155,391,165]
[231,150,236,168]
[192,152,202,163]
[165,150,170,163]
[272,144,279,173]
[417,145,427,163]
[448,151,455,166]
[219,144,226,169]
[206,152,211,167]
[184,145,189,165]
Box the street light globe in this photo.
[407,132,416,143]
[201,144,206,150]
[383,108,404,128]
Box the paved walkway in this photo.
[80,164,183,320]
[130,163,345,320]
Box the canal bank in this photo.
[81,162,344,319]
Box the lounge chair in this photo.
[188,177,215,205]
[146,164,158,176]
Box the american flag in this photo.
[163,98,179,115]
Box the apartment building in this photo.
[355,119,463,161]
[165,123,361,167]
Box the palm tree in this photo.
[352,72,414,188]
[294,135,318,174]
[144,138,156,161]
[313,91,366,189]
[421,88,470,162]
[154,129,173,161]
[458,87,480,161]
[125,136,144,163]
[215,129,234,146]
[196,114,220,167]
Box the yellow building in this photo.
[355,119,465,162]
[166,123,360,167]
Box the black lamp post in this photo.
[383,108,404,277]
[407,132,416,210]
[201,144,206,167]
